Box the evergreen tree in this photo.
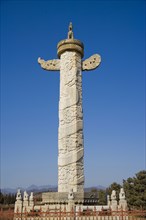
[90,188,107,205]
[123,170,146,210]
[98,190,107,205]
[0,191,4,204]
[0,192,16,205]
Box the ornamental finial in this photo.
[68,22,74,39]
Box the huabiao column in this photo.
[57,26,84,193]
[38,23,101,193]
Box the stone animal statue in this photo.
[68,22,74,39]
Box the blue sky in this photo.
[1,0,145,189]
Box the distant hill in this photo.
[1,184,58,194]
[85,185,106,192]
[1,184,105,194]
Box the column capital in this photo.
[57,39,84,58]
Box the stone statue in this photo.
[119,188,125,200]
[15,189,22,213]
[111,190,116,200]
[16,189,22,201]
[29,192,34,208]
[119,188,127,210]
[68,22,74,39]
[29,192,34,201]
[68,188,74,200]
[23,191,29,201]
[23,191,29,212]
[111,190,118,211]
[107,195,111,206]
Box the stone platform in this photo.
[42,191,98,205]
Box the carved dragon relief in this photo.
[59,86,79,110]
[59,120,83,140]
[58,148,84,166]
[38,54,101,71]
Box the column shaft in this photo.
[58,51,84,193]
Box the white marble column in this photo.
[58,51,84,192]
[38,23,101,195]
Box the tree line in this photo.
[91,170,146,210]
[0,192,16,205]
[0,170,146,209]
